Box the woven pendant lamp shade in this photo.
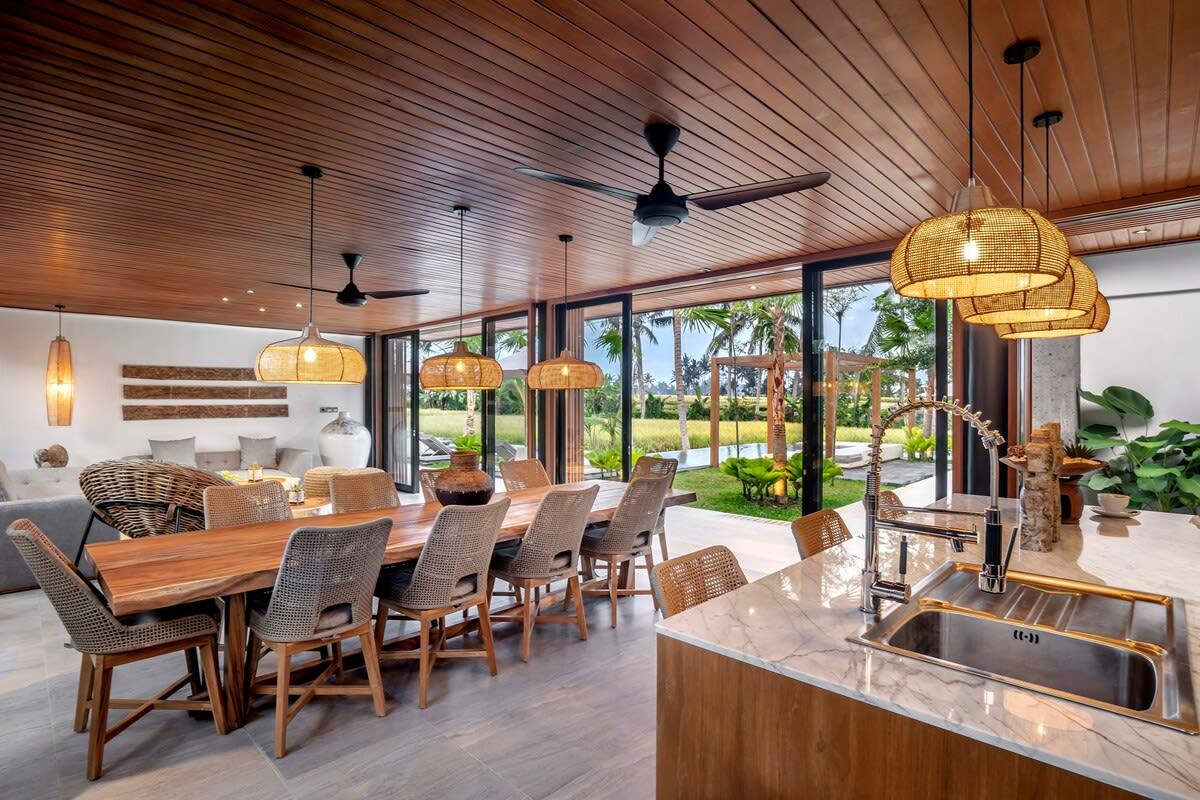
[255,323,366,384]
[419,340,503,391]
[956,256,1097,325]
[527,348,605,390]
[45,305,74,426]
[994,293,1109,339]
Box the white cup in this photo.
[1098,493,1130,513]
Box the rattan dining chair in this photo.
[7,519,228,780]
[244,518,393,758]
[650,545,747,618]
[76,459,231,562]
[871,489,907,521]
[329,469,399,514]
[418,469,441,503]
[203,481,292,529]
[791,509,853,559]
[488,485,599,661]
[631,456,678,560]
[580,474,672,628]
[374,499,510,708]
[498,458,551,492]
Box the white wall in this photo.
[0,308,366,469]
[1079,240,1200,428]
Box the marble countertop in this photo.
[657,495,1200,799]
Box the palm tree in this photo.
[594,313,661,419]
[867,290,936,435]
[753,295,802,461]
[652,305,728,451]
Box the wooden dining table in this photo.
[87,480,696,728]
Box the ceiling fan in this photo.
[515,123,831,246]
[267,253,430,307]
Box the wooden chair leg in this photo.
[85,661,113,781]
[373,602,389,647]
[184,647,203,695]
[245,631,264,696]
[198,637,228,735]
[644,552,659,611]
[608,559,619,628]
[358,632,388,717]
[331,641,344,682]
[569,575,588,641]
[74,652,94,733]
[520,582,535,663]
[486,575,496,603]
[273,647,290,759]
[658,526,669,561]
[417,619,431,709]
[477,601,498,677]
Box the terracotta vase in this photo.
[434,451,494,506]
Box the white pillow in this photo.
[149,437,197,467]
[239,436,278,469]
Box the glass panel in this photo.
[570,300,625,482]
[383,333,416,492]
[487,313,531,487]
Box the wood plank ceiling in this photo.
[1,0,1198,334]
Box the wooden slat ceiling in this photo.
[1,0,1198,334]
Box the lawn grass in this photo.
[673,467,896,521]
[418,409,905,452]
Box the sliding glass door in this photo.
[381,331,419,493]
[482,310,533,483]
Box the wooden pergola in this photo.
[708,351,917,466]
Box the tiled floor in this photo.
[0,486,933,799]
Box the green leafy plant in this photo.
[782,452,804,500]
[585,448,623,478]
[452,433,482,453]
[1063,439,1097,460]
[719,456,783,503]
[1078,386,1200,512]
[823,458,844,485]
[902,426,935,461]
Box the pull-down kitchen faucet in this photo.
[860,397,1010,615]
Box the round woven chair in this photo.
[79,459,230,542]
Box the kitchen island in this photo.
[656,495,1200,799]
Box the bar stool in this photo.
[650,545,747,618]
[791,509,853,559]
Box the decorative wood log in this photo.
[122,404,288,421]
[122,365,257,381]
[1020,423,1063,552]
[123,385,286,400]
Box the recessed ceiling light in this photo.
[221,297,229,302]
[258,307,266,312]
[749,284,759,290]
[246,289,255,294]
[295,302,303,308]
[1132,226,1151,236]
[698,267,713,273]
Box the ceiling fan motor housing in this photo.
[635,181,689,227]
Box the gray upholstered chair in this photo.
[631,456,678,560]
[791,509,853,559]
[418,469,441,503]
[498,458,551,492]
[650,545,747,618]
[374,499,511,708]
[580,475,672,628]
[329,469,399,514]
[202,481,292,529]
[7,519,227,781]
[245,518,393,758]
[488,485,599,661]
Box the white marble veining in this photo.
[658,495,1200,800]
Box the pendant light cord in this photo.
[563,238,569,304]
[458,208,465,342]
[55,304,64,337]
[967,0,974,183]
[1019,60,1025,207]
[1044,122,1051,211]
[308,173,315,326]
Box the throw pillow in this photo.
[149,437,197,467]
[239,436,278,469]
[0,460,10,502]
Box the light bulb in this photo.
[561,365,569,376]
[302,347,317,363]
[962,239,980,262]
[455,360,465,373]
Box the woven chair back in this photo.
[504,485,599,577]
[498,459,551,492]
[418,469,440,503]
[871,489,907,521]
[650,545,748,618]
[329,470,399,514]
[254,518,393,642]
[79,459,229,538]
[592,475,672,553]
[631,456,678,483]
[203,481,292,529]
[399,498,511,610]
[791,509,853,559]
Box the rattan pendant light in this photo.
[995,292,1109,339]
[419,206,503,391]
[527,234,604,390]
[958,90,1098,324]
[255,166,366,384]
[45,304,74,426]
[890,1,1068,300]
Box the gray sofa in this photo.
[0,462,119,593]
[128,448,312,480]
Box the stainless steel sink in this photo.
[852,562,1199,733]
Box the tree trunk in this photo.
[672,310,690,451]
[922,364,936,438]
[635,339,647,420]
[769,312,787,461]
[753,340,763,418]
[464,390,477,437]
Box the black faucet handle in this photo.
[899,535,908,580]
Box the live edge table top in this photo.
[88,480,697,616]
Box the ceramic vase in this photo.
[318,411,371,468]
[434,451,494,506]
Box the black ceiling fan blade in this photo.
[363,289,431,299]
[513,167,639,201]
[265,281,339,294]
[688,172,831,211]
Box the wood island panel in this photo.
[656,636,1140,800]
